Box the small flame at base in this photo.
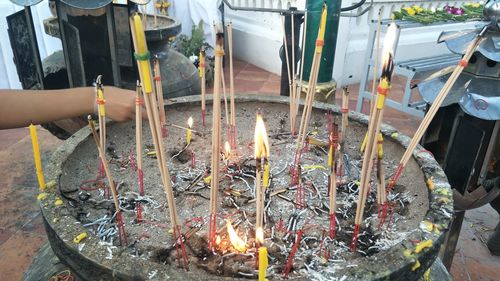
[224,141,231,159]
[188,116,193,128]
[226,221,248,252]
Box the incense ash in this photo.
[57,101,428,280]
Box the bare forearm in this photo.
[0,88,94,129]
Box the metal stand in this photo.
[440,211,465,270]
[355,20,463,117]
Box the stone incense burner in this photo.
[40,95,452,280]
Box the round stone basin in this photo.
[41,95,453,281]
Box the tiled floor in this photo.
[1,59,498,280]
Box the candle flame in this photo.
[216,235,221,246]
[380,23,399,79]
[256,227,264,245]
[224,141,231,158]
[226,221,247,252]
[254,114,270,160]
[188,116,193,128]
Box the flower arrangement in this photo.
[392,2,484,24]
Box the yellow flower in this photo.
[466,2,481,8]
[412,5,424,13]
[403,7,416,16]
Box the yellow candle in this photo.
[263,162,269,187]
[133,13,153,93]
[199,51,205,78]
[97,88,105,116]
[377,133,384,158]
[29,124,45,191]
[376,78,390,110]
[258,246,268,281]
[328,144,333,168]
[187,117,193,144]
[316,6,328,53]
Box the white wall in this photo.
[0,0,62,89]
[223,0,475,86]
[0,0,478,89]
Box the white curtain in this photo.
[169,0,222,49]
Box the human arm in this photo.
[0,87,137,129]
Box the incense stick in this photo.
[254,113,270,242]
[295,10,308,134]
[281,17,294,133]
[135,82,145,222]
[154,57,167,138]
[370,9,383,116]
[88,116,127,245]
[95,76,106,178]
[221,64,230,135]
[338,87,349,177]
[291,12,297,135]
[328,123,338,238]
[360,11,382,154]
[208,30,224,249]
[227,23,237,148]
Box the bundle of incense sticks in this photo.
[292,5,327,184]
[337,86,349,178]
[379,26,487,225]
[208,29,224,250]
[135,82,145,222]
[227,23,237,148]
[95,75,106,178]
[129,11,188,269]
[351,23,399,252]
[199,50,206,126]
[88,116,127,245]
[153,56,167,138]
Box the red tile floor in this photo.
[1,59,498,280]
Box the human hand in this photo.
[102,86,142,122]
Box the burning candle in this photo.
[254,114,270,237]
[187,117,193,144]
[256,227,268,281]
[29,124,45,191]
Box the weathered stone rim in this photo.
[41,94,453,281]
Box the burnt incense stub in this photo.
[41,96,452,281]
